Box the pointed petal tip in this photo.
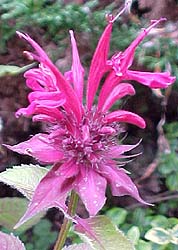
[16,31,23,37]
[69,30,74,36]
[151,17,167,24]
[137,196,153,206]
[16,31,28,40]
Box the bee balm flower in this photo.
[6,17,175,226]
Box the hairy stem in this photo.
[54,190,79,250]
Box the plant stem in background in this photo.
[54,190,79,250]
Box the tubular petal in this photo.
[16,103,64,121]
[17,31,82,122]
[86,23,112,109]
[69,30,84,103]
[98,83,135,111]
[28,91,66,108]
[32,114,57,123]
[126,70,176,88]
[97,71,122,111]
[119,18,167,71]
[105,110,146,129]
[16,31,50,62]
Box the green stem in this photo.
[54,190,79,250]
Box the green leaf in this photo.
[0,63,36,77]
[0,197,45,232]
[145,227,171,245]
[0,231,26,250]
[170,224,178,245]
[150,215,169,228]
[0,164,48,200]
[137,240,152,250]
[166,173,178,191]
[105,207,128,225]
[76,215,135,250]
[62,243,92,250]
[168,218,178,228]
[127,226,140,245]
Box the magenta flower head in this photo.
[6,16,175,226]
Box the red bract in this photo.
[6,17,175,227]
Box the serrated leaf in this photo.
[75,215,135,250]
[145,227,171,245]
[62,243,92,250]
[0,231,26,250]
[0,164,48,200]
[0,63,36,77]
[0,197,45,232]
[127,226,140,245]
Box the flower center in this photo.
[61,109,120,165]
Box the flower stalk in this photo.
[54,190,79,250]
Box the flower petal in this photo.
[118,18,166,73]
[32,114,57,123]
[100,164,149,204]
[28,91,65,108]
[108,141,141,158]
[14,164,72,228]
[24,63,58,91]
[99,19,169,101]
[74,166,107,216]
[87,23,112,109]
[16,103,64,121]
[17,31,82,122]
[69,30,84,103]
[59,160,79,178]
[97,71,121,111]
[105,110,146,128]
[98,83,135,112]
[126,70,176,88]
[4,134,64,163]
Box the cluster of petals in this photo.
[6,17,175,226]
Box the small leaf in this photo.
[0,231,26,250]
[106,207,128,225]
[62,243,92,250]
[166,173,178,191]
[170,224,178,245]
[0,164,48,200]
[168,218,178,228]
[150,215,169,228]
[0,197,45,231]
[0,63,36,77]
[127,226,140,245]
[137,240,152,250]
[75,215,135,250]
[145,227,171,245]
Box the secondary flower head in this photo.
[6,16,175,226]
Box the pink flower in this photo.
[6,17,175,226]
